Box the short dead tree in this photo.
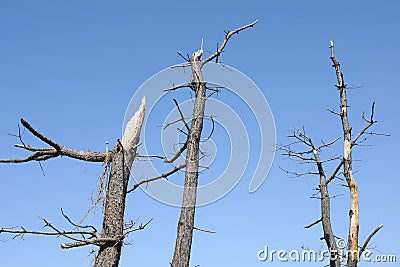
[279,42,386,267]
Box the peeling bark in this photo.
[330,43,359,267]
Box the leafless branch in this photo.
[327,108,341,116]
[127,163,186,193]
[177,51,190,62]
[0,216,99,249]
[202,115,215,142]
[316,136,341,151]
[173,99,190,131]
[215,42,220,63]
[0,118,108,163]
[193,226,216,234]
[305,218,322,229]
[122,218,153,237]
[61,209,97,232]
[359,223,383,256]
[279,166,319,178]
[327,159,344,184]
[136,154,166,160]
[14,144,53,152]
[164,141,188,163]
[202,20,258,65]
[164,83,192,92]
[171,63,191,69]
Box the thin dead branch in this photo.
[202,20,258,65]
[359,223,383,257]
[193,226,216,234]
[164,83,192,92]
[173,99,190,131]
[164,141,188,163]
[127,163,186,193]
[305,218,322,229]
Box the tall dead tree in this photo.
[0,98,149,266]
[169,20,258,267]
[280,42,385,267]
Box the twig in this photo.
[305,218,322,229]
[177,51,190,62]
[193,226,216,234]
[202,115,215,142]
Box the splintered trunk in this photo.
[330,45,359,266]
[94,98,145,267]
[171,55,206,267]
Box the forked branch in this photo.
[0,118,108,164]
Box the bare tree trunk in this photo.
[94,98,145,267]
[171,55,206,267]
[312,149,341,267]
[329,43,359,267]
[170,21,257,267]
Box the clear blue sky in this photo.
[1,1,399,266]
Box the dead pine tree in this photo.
[163,20,258,267]
[280,42,385,267]
[0,97,151,267]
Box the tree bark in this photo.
[312,148,340,267]
[170,21,257,267]
[171,53,206,267]
[94,98,145,267]
[330,43,359,267]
